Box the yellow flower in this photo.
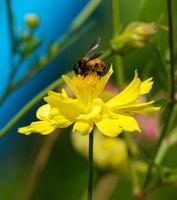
[18,67,160,136]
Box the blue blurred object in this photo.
[0,0,88,129]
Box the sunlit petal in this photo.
[114,101,160,114]
[106,71,141,108]
[45,91,86,120]
[140,77,153,94]
[36,104,50,120]
[96,118,123,137]
[73,121,94,135]
[18,121,56,135]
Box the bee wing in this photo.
[84,37,101,57]
[87,51,104,61]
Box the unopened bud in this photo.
[24,13,39,29]
[111,22,161,54]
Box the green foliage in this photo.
[1,0,177,199]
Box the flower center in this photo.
[72,74,100,88]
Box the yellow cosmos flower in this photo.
[18,67,160,137]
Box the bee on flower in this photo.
[18,62,160,137]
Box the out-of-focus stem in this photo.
[112,0,140,197]
[94,174,118,200]
[112,0,124,89]
[1,0,16,104]
[142,0,175,189]
[6,0,15,53]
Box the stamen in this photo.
[72,74,100,88]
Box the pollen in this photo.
[72,73,100,88]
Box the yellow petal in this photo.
[107,71,141,108]
[18,125,33,135]
[37,103,73,128]
[140,77,153,94]
[115,101,160,114]
[95,66,113,98]
[112,114,141,132]
[51,113,73,128]
[44,91,86,120]
[36,104,50,120]
[96,118,123,137]
[77,104,102,120]
[18,121,56,135]
[73,121,93,135]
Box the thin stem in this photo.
[142,0,175,189]
[1,0,16,105]
[0,23,93,105]
[167,0,175,103]
[94,174,118,200]
[99,49,112,60]
[143,104,174,188]
[112,0,121,36]
[141,181,177,199]
[124,133,141,198]
[112,0,139,195]
[6,0,15,53]
[111,0,124,88]
[87,131,94,200]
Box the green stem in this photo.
[142,0,175,189]
[111,0,124,88]
[112,0,121,35]
[1,0,16,105]
[167,0,175,103]
[6,0,15,53]
[87,131,94,200]
[11,23,93,92]
[124,134,141,198]
[112,0,139,196]
[99,49,112,60]
[143,104,174,188]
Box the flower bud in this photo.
[111,22,159,54]
[24,13,39,29]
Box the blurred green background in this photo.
[0,0,177,199]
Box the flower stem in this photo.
[87,131,94,200]
[143,104,174,188]
[6,0,15,53]
[167,0,175,104]
[142,0,175,189]
[112,0,140,196]
[112,0,124,89]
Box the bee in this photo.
[73,37,108,77]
